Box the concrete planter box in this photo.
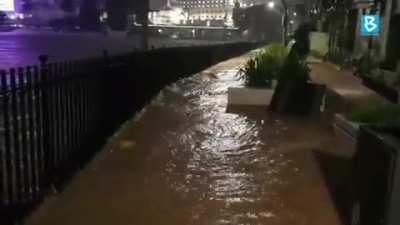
[227,87,274,106]
[333,114,363,157]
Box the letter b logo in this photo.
[361,15,380,36]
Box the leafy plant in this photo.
[346,103,400,124]
[395,72,400,87]
[353,54,381,77]
[262,43,288,64]
[368,74,387,87]
[240,43,287,88]
[280,24,312,84]
[241,58,266,87]
[278,52,310,84]
[269,51,313,114]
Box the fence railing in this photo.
[0,42,256,222]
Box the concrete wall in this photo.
[310,32,329,55]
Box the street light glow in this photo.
[267,1,275,9]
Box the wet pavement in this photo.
[26,53,342,225]
[309,62,388,105]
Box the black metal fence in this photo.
[0,43,256,222]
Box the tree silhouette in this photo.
[106,0,130,30]
[79,0,101,30]
[61,0,75,13]
[21,0,34,12]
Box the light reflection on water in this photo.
[156,66,294,224]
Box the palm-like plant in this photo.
[240,43,287,88]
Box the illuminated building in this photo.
[149,6,187,25]
[176,0,234,26]
[0,0,16,12]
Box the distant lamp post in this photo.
[265,0,288,44]
[267,1,275,9]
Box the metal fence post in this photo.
[0,70,12,208]
[38,55,53,186]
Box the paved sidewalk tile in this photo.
[309,62,388,105]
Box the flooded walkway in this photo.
[309,62,388,105]
[27,53,342,225]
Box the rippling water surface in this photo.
[27,54,341,225]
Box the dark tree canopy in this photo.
[79,0,101,30]
[289,24,312,59]
[105,0,149,30]
[61,0,75,13]
[21,0,34,12]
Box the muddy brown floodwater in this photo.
[27,53,342,225]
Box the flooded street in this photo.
[27,53,341,225]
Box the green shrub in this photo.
[241,43,287,88]
[395,72,400,87]
[270,50,314,114]
[242,58,265,87]
[262,43,288,63]
[278,52,310,84]
[368,74,387,87]
[346,103,400,124]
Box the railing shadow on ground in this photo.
[0,42,257,223]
